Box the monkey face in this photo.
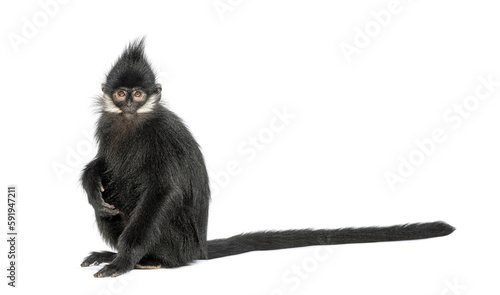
[101,84,162,115]
[111,87,147,114]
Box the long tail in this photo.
[206,221,454,259]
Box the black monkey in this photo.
[81,38,454,278]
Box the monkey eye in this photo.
[118,91,126,97]
[133,91,146,101]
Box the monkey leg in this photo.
[95,214,127,248]
[82,216,125,268]
[81,251,117,267]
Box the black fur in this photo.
[102,38,157,95]
[81,38,454,278]
[207,221,454,259]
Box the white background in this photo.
[0,0,498,294]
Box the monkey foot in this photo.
[135,256,165,269]
[81,251,116,267]
[93,263,131,278]
[135,264,163,269]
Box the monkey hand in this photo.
[96,200,121,217]
[93,257,134,278]
[89,183,121,217]
[90,195,120,217]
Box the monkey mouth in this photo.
[122,107,137,114]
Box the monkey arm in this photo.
[81,157,119,216]
[93,185,181,277]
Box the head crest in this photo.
[103,37,157,94]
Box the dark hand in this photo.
[98,200,120,217]
[91,184,120,217]
[93,257,134,278]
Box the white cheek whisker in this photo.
[136,93,160,113]
[102,93,122,113]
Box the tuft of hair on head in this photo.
[122,37,147,63]
[102,37,158,95]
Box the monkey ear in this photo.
[154,84,162,100]
[155,83,162,94]
[101,84,105,92]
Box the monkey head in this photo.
[100,38,162,115]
